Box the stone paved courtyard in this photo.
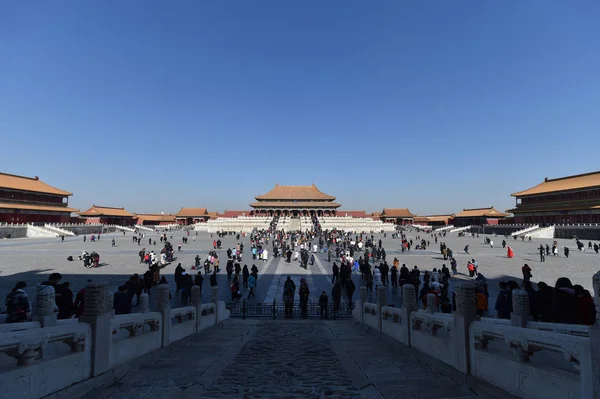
[1,229,599,314]
[79,319,479,399]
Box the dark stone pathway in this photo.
[81,319,480,399]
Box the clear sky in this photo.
[1,1,599,215]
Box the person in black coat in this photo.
[114,286,131,315]
[552,277,579,324]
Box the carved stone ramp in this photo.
[78,319,511,399]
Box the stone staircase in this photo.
[525,225,556,239]
[434,225,455,233]
[510,224,539,237]
[26,224,59,238]
[449,225,471,233]
[289,217,301,231]
[113,225,136,233]
[44,224,75,236]
[135,225,155,232]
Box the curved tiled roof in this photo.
[512,171,600,197]
[0,172,71,196]
[176,207,208,218]
[454,207,508,218]
[380,208,415,218]
[255,184,336,201]
[250,201,341,208]
[79,205,134,217]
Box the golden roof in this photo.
[380,208,415,218]
[0,172,71,196]
[250,201,341,208]
[0,203,78,213]
[512,171,600,197]
[176,207,208,218]
[79,205,134,217]
[255,184,336,201]
[454,207,508,218]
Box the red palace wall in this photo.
[0,212,70,224]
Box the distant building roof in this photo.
[255,184,336,201]
[454,207,508,218]
[250,201,341,208]
[422,214,454,223]
[0,172,72,196]
[512,171,600,197]
[79,205,134,217]
[0,203,79,213]
[176,207,208,218]
[380,208,415,218]
[134,213,176,222]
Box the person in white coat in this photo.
[262,249,269,262]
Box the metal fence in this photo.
[226,300,353,319]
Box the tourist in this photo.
[552,277,578,324]
[73,280,91,318]
[390,264,398,290]
[209,271,218,287]
[319,291,328,319]
[563,246,569,258]
[113,286,131,315]
[332,281,342,316]
[5,281,31,323]
[283,276,296,318]
[346,278,355,308]
[522,264,532,282]
[494,282,511,319]
[464,245,469,255]
[533,282,553,322]
[332,263,339,283]
[365,270,374,293]
[181,270,193,305]
[299,278,310,318]
[574,285,596,325]
[230,276,240,302]
[475,287,487,316]
[242,265,249,288]
[194,272,204,294]
[57,282,74,319]
[247,274,256,299]
[539,245,545,262]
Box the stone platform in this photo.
[79,319,484,399]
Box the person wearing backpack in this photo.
[5,282,31,323]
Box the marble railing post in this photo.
[33,286,57,327]
[138,293,149,313]
[211,286,220,325]
[359,286,367,324]
[511,289,532,327]
[452,283,479,374]
[376,285,387,333]
[589,271,600,398]
[426,293,438,314]
[80,282,112,377]
[402,285,417,345]
[154,284,171,347]
[191,285,202,331]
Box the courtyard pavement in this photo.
[0,229,599,317]
[78,318,481,399]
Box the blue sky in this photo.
[1,1,599,215]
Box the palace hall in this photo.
[249,184,340,217]
[0,173,78,223]
[508,171,600,224]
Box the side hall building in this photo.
[508,171,600,225]
[78,205,135,225]
[0,172,78,223]
[378,208,415,225]
[451,207,508,226]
